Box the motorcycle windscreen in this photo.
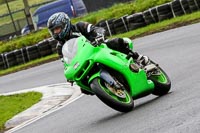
[62,38,78,64]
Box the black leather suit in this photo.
[56,21,139,59]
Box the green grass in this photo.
[0,0,53,26]
[0,29,50,53]
[133,0,172,12]
[0,0,15,5]
[0,91,42,131]
[0,11,25,26]
[0,0,50,15]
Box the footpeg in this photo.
[129,63,139,73]
[144,64,157,72]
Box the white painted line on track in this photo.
[5,83,84,133]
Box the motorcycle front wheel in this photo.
[149,65,171,96]
[90,78,134,112]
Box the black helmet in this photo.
[47,12,71,41]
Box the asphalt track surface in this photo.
[1,23,200,133]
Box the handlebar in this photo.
[92,35,105,46]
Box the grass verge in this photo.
[0,91,42,132]
[1,11,200,77]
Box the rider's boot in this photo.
[136,54,150,66]
[123,39,150,66]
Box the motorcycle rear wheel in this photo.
[90,78,134,112]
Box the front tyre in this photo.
[90,78,134,112]
[149,66,171,96]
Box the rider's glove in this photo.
[91,27,106,46]
[60,58,64,63]
[92,35,105,46]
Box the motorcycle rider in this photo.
[47,12,149,65]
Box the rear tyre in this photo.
[90,78,134,112]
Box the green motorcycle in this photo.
[62,36,171,112]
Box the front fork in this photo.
[88,69,123,90]
[100,69,122,89]
[143,60,161,78]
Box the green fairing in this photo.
[64,36,154,99]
